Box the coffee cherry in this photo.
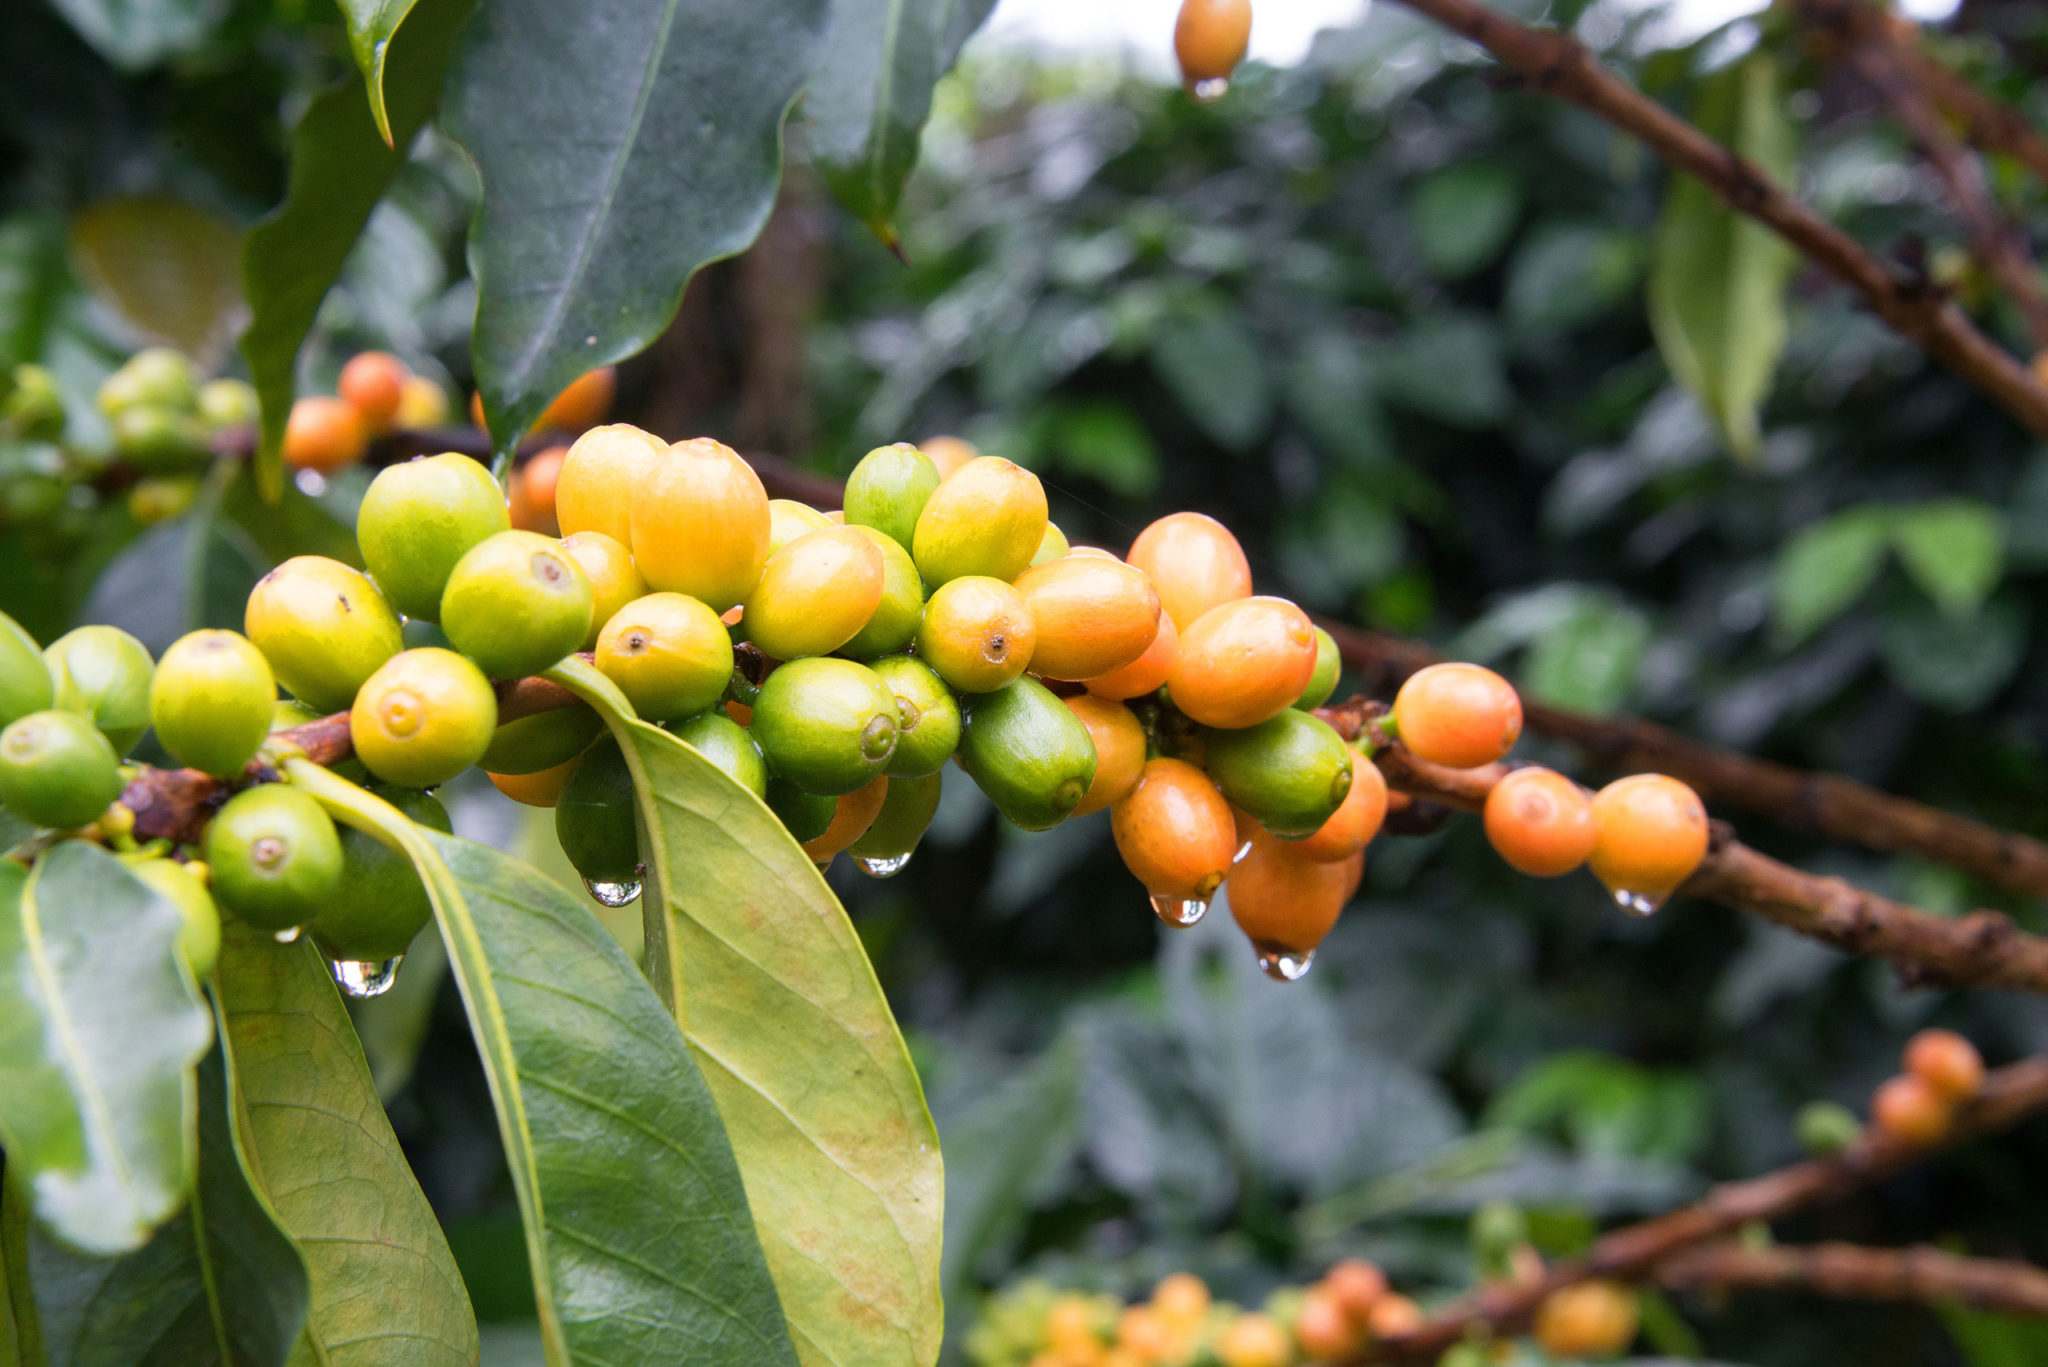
[149,630,275,777]
[481,682,604,775]
[1227,828,1356,964]
[0,611,53,731]
[844,442,942,552]
[1904,1028,1984,1103]
[868,655,962,777]
[127,475,200,524]
[556,424,666,545]
[203,784,344,932]
[1483,766,1595,877]
[1216,1312,1288,1367]
[1795,1100,1861,1155]
[912,455,1048,586]
[801,776,890,864]
[1294,1286,1358,1361]
[357,453,511,621]
[768,776,838,843]
[1365,1293,1422,1339]
[311,785,450,961]
[1084,607,1177,702]
[768,498,833,554]
[535,366,616,432]
[595,592,734,722]
[44,625,155,752]
[350,648,497,788]
[282,395,368,473]
[396,374,449,428]
[1111,757,1237,901]
[246,556,403,713]
[669,711,768,799]
[1533,1280,1638,1359]
[127,857,222,979]
[744,527,885,660]
[1291,756,1386,862]
[337,351,409,432]
[848,770,943,866]
[837,527,926,659]
[1322,1259,1387,1324]
[558,531,647,650]
[1151,1273,1210,1326]
[917,575,1037,693]
[1012,554,1162,681]
[1127,511,1252,632]
[1391,662,1521,769]
[509,445,567,533]
[99,348,199,417]
[112,405,210,469]
[958,677,1098,830]
[0,709,123,828]
[1115,1305,1174,1358]
[440,530,594,679]
[488,754,583,808]
[1063,694,1146,817]
[1294,627,1342,711]
[556,740,640,885]
[1587,774,1708,898]
[1872,1073,1952,1146]
[1204,709,1353,838]
[1032,522,1071,567]
[1174,0,1253,86]
[631,437,771,611]
[196,378,259,430]
[1169,596,1318,729]
[752,658,899,795]
[918,434,978,480]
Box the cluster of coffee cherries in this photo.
[969,1260,1638,1367]
[1790,1029,1989,1155]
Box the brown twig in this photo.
[1380,0,2048,436]
[119,714,353,844]
[1318,696,2048,994]
[1356,1055,2048,1359]
[1658,1239,2048,1316]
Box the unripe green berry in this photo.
[357,454,511,621]
[203,784,344,932]
[311,786,450,961]
[0,709,124,828]
[244,557,403,714]
[196,378,259,430]
[440,531,594,679]
[127,857,223,980]
[0,610,53,730]
[44,625,154,752]
[150,630,276,777]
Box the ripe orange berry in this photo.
[483,366,618,434]
[510,444,568,533]
[1904,1029,1985,1103]
[558,531,646,651]
[801,776,889,865]
[1294,1287,1358,1361]
[1085,607,1177,702]
[282,395,367,473]
[337,351,408,432]
[1064,695,1147,817]
[1126,511,1252,632]
[1483,766,1595,878]
[1290,756,1386,862]
[1533,1281,1638,1359]
[1168,596,1318,729]
[488,754,582,808]
[1174,0,1253,86]
[1013,554,1162,681]
[1228,828,1355,963]
[1872,1073,1953,1146]
[920,434,978,480]
[917,576,1037,693]
[556,423,666,545]
[1151,1272,1210,1326]
[1391,663,1521,769]
[1365,1293,1423,1339]
[631,437,772,611]
[743,526,885,660]
[1116,1306,1173,1357]
[1216,1312,1289,1367]
[1322,1259,1387,1325]
[1587,774,1708,898]
[1111,757,1237,901]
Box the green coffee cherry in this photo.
[98,348,198,417]
[127,475,201,525]
[1795,1101,1862,1156]
[1030,521,1070,567]
[111,405,211,470]
[843,442,941,552]
[847,771,942,865]
[127,858,223,980]
[44,625,154,752]
[310,787,450,961]
[480,695,604,775]
[202,784,345,932]
[766,777,836,843]
[149,630,275,777]
[837,527,924,659]
[196,378,259,430]
[0,709,124,828]
[669,711,768,799]
[957,677,1097,831]
[750,658,898,795]
[357,454,511,621]
[556,740,640,885]
[1203,710,1353,838]
[1294,626,1341,710]
[0,610,53,730]
[244,557,403,714]
[441,531,594,679]
[5,364,65,438]
[867,656,960,777]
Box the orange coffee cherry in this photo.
[1064,695,1147,817]
[1012,554,1162,681]
[1085,607,1177,701]
[338,351,409,432]
[1483,766,1595,878]
[1365,1293,1423,1339]
[509,444,568,533]
[1111,757,1237,901]
[558,530,646,651]
[1151,1272,1210,1326]
[1533,1281,1638,1359]
[1904,1029,1985,1103]
[1872,1073,1953,1147]
[801,776,889,865]
[917,575,1037,693]
[919,434,978,480]
[1216,1312,1289,1367]
[488,754,582,808]
[1391,662,1522,769]
[1126,511,1252,631]
[1167,596,1318,729]
[743,526,885,660]
[1290,756,1386,862]
[281,395,368,473]
[1174,0,1253,86]
[1115,1306,1173,1357]
[556,423,666,545]
[1294,1287,1358,1361]
[630,437,772,611]
[1587,774,1708,898]
[1227,828,1355,969]
[1323,1259,1387,1325]
[480,366,617,434]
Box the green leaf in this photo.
[239,0,474,500]
[0,845,212,1256]
[443,0,827,450]
[1409,162,1521,279]
[1647,53,1797,460]
[83,484,267,657]
[551,658,944,1367]
[10,1042,311,1365]
[807,0,998,243]
[1945,1304,2048,1367]
[1506,223,1645,337]
[1150,300,1272,448]
[1379,313,1510,428]
[213,923,477,1366]
[1880,595,2026,712]
[70,196,244,367]
[1484,1051,1709,1164]
[1770,507,1890,646]
[1521,594,1651,715]
[1893,498,2005,616]
[334,0,424,146]
[288,763,797,1367]
[45,0,227,70]
[0,217,74,373]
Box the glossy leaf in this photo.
[213,923,477,1366]
[0,845,211,1256]
[551,658,944,1367]
[288,762,796,1367]
[70,196,244,366]
[806,0,999,243]
[239,0,474,499]
[1770,506,1889,646]
[1647,54,1796,460]
[334,0,424,146]
[1893,498,2004,616]
[1409,162,1521,279]
[45,0,226,70]
[443,0,826,449]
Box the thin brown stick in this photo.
[1356,1056,2048,1360]
[1658,1240,2048,1316]
[1380,0,2048,436]
[1319,696,2048,993]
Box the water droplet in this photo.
[1191,76,1230,101]
[1149,892,1209,927]
[1232,839,1253,866]
[1252,940,1316,982]
[293,469,329,497]
[329,955,403,998]
[853,852,912,878]
[272,926,302,944]
[583,872,643,907]
[1610,887,1665,918]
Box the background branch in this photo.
[1658,1239,2048,1316]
